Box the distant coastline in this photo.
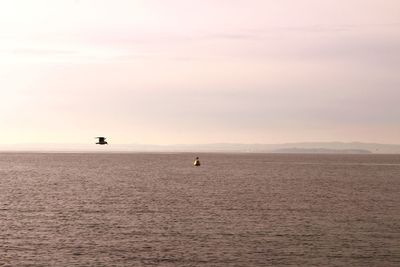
[0,142,400,154]
[271,148,372,154]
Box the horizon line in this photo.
[1,141,400,146]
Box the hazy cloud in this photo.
[1,0,400,144]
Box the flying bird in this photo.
[95,137,108,145]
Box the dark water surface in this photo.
[0,153,399,266]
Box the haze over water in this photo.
[0,153,399,266]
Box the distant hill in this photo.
[161,142,399,154]
[271,148,372,154]
[0,142,400,154]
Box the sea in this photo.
[0,153,399,266]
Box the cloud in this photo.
[12,48,77,55]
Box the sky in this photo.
[1,0,399,145]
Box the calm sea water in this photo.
[0,153,399,266]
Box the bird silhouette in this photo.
[95,137,108,145]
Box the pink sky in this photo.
[1,0,400,145]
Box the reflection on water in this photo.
[0,153,399,266]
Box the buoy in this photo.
[194,157,201,166]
